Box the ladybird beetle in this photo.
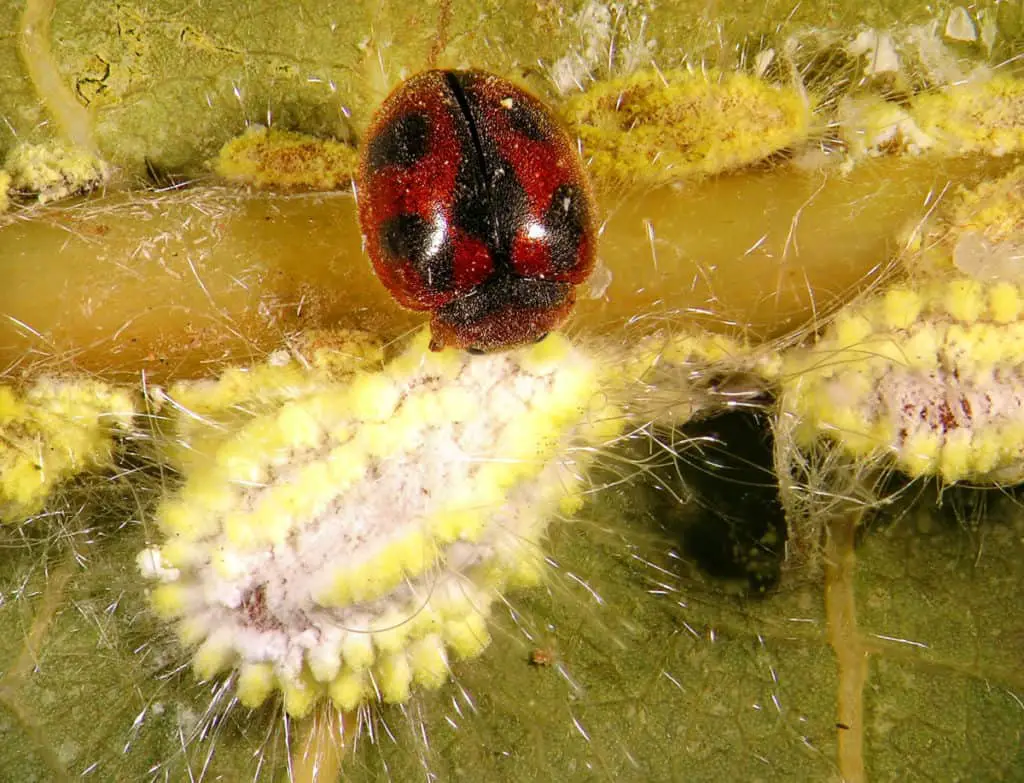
[356,70,596,352]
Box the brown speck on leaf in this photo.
[529,647,555,667]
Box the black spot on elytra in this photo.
[504,98,548,142]
[451,151,529,271]
[450,70,548,143]
[544,183,589,273]
[367,112,429,171]
[380,213,453,294]
[451,159,492,244]
[488,156,529,253]
[442,72,533,270]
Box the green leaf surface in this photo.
[0,471,1019,781]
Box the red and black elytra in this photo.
[356,69,596,353]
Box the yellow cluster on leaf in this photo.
[910,76,1024,157]
[782,278,1024,483]
[0,378,135,520]
[142,330,618,717]
[154,328,381,473]
[837,94,935,162]
[565,69,812,187]
[907,164,1024,281]
[213,126,359,191]
[834,76,1024,168]
[4,141,108,204]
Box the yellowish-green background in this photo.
[0,1,1022,781]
